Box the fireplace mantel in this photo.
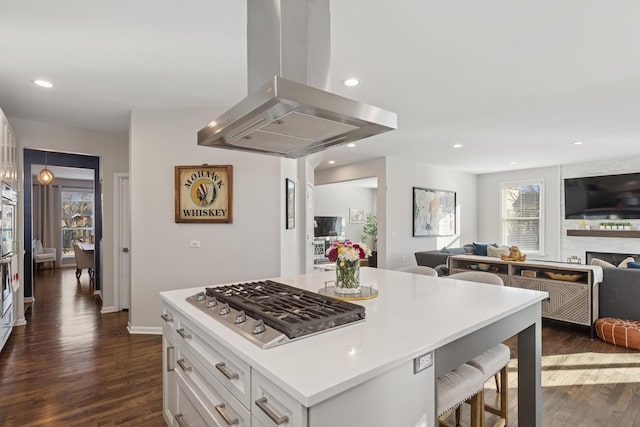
[566,230,640,238]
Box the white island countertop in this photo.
[160,267,547,414]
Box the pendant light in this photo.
[37,152,55,185]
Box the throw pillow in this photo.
[472,242,498,257]
[440,247,451,253]
[448,247,467,255]
[463,244,475,254]
[618,257,635,268]
[591,258,615,268]
[627,262,640,269]
[487,245,510,258]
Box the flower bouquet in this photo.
[327,240,372,294]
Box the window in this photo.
[500,181,543,254]
[61,188,94,256]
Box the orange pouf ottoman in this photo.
[595,318,640,351]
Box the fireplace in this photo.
[585,251,640,265]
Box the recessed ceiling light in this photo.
[328,160,336,164]
[509,161,518,165]
[573,141,584,145]
[452,144,464,149]
[33,79,53,88]
[346,143,356,148]
[343,78,360,87]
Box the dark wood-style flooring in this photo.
[0,267,164,426]
[1,268,639,426]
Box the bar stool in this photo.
[467,344,510,427]
[449,271,510,427]
[437,363,485,427]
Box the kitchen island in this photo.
[160,267,547,427]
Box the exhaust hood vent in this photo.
[197,0,397,158]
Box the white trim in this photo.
[14,319,27,326]
[100,305,119,314]
[127,324,162,335]
[24,296,34,303]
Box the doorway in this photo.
[23,149,102,300]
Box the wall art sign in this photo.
[349,208,365,224]
[175,165,233,223]
[285,178,295,229]
[413,187,456,236]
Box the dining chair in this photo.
[73,242,95,287]
[396,265,438,277]
[449,271,510,427]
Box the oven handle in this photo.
[215,362,239,380]
[255,397,289,425]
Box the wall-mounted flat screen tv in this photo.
[564,172,640,219]
[314,216,344,237]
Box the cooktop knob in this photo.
[252,319,266,334]
[234,311,247,324]
[196,292,206,302]
[207,298,217,308]
[219,303,230,315]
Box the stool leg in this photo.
[500,366,508,425]
[469,391,485,427]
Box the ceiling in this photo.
[1,1,639,174]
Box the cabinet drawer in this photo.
[252,370,307,427]
[175,314,251,408]
[175,346,251,427]
[173,373,220,427]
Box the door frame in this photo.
[23,149,101,299]
[113,173,130,312]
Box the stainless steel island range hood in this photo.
[198,0,397,159]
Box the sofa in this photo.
[414,243,508,275]
[599,267,640,321]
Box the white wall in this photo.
[314,183,376,242]
[12,118,128,311]
[129,108,285,331]
[477,166,561,261]
[385,156,477,269]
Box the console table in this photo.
[448,255,604,337]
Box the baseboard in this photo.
[24,296,34,303]
[127,324,162,335]
[100,306,119,314]
[14,319,27,326]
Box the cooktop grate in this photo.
[205,280,365,339]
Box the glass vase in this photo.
[335,259,361,295]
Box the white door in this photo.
[115,174,131,310]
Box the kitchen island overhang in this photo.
[160,267,546,427]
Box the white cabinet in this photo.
[161,302,437,427]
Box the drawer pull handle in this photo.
[177,328,192,339]
[160,313,173,322]
[175,414,187,427]
[176,358,192,372]
[215,362,239,380]
[255,397,289,425]
[166,346,175,372]
[215,403,239,425]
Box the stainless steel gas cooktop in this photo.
[186,280,365,349]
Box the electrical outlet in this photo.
[413,352,433,374]
[189,240,201,248]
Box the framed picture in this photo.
[349,208,365,224]
[286,178,295,229]
[175,165,233,223]
[413,187,456,236]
